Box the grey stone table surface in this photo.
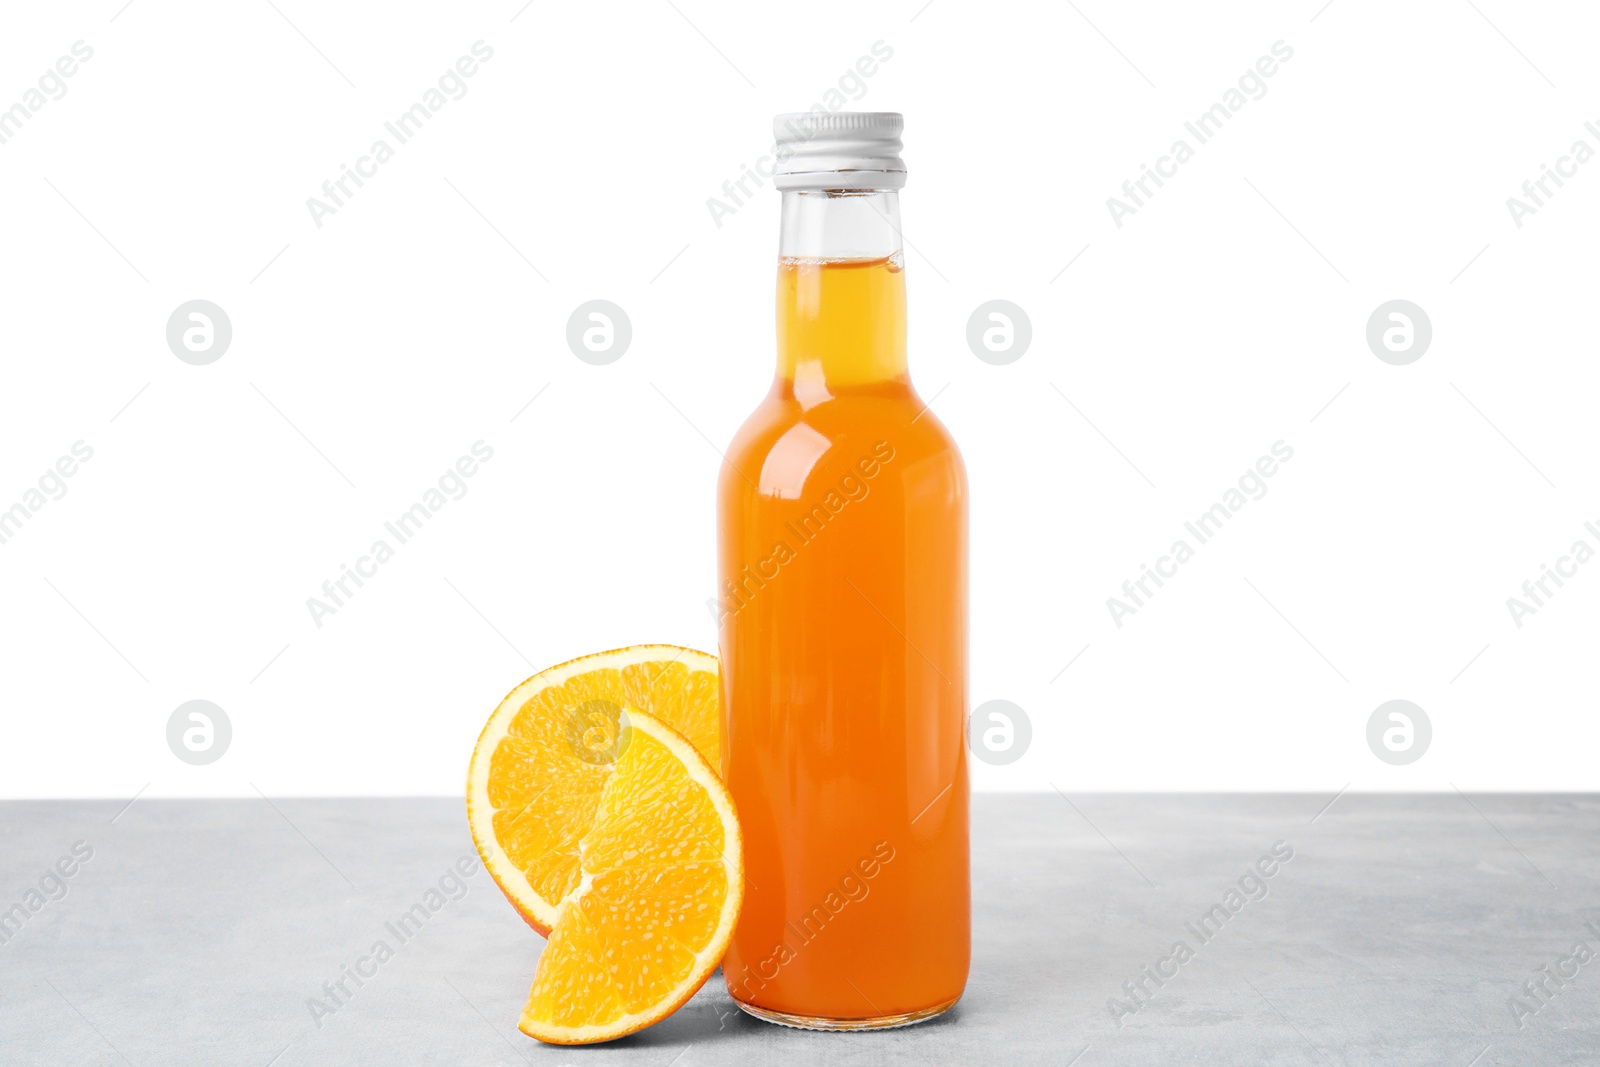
[1,794,1597,1066]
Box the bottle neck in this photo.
[776,190,907,399]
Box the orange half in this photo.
[466,645,719,935]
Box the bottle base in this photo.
[734,995,960,1032]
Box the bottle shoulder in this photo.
[721,384,965,502]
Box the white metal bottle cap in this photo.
[772,112,906,191]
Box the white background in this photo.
[2,0,1596,798]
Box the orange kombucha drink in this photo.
[716,113,969,1029]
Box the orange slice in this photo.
[466,645,720,935]
[519,706,743,1044]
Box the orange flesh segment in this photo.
[519,709,742,1043]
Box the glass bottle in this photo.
[716,112,969,1029]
